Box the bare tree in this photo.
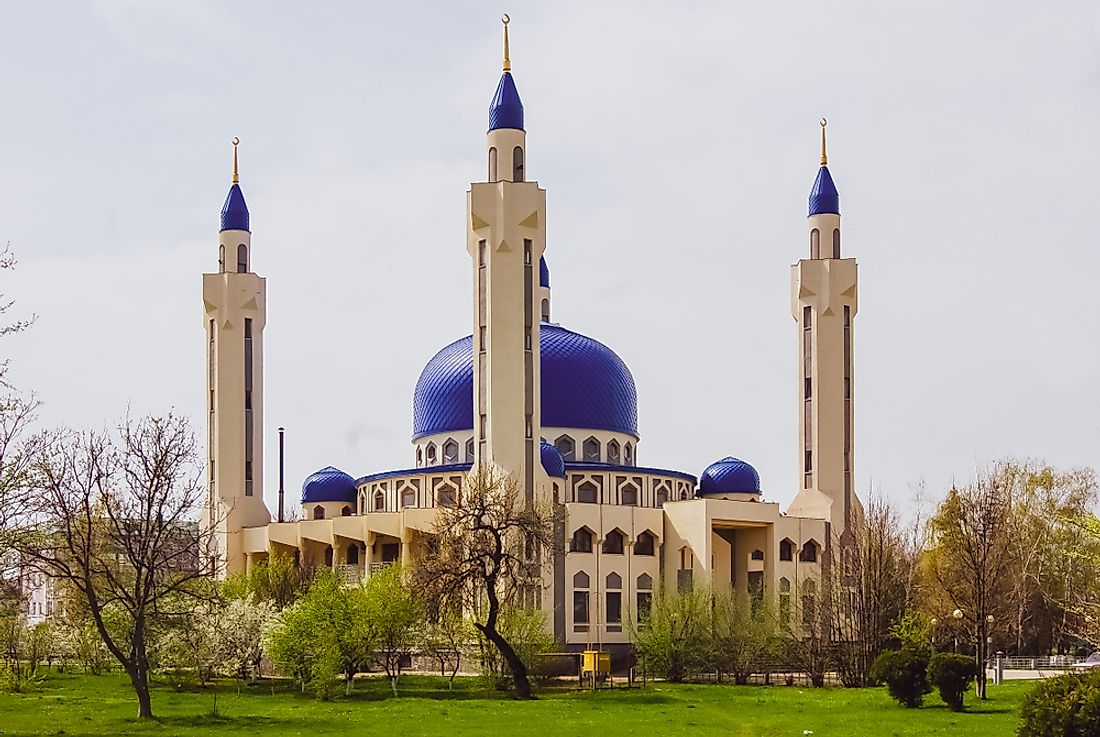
[828,494,919,686]
[14,413,209,718]
[926,466,1016,699]
[411,464,551,699]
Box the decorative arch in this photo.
[606,439,620,464]
[512,146,524,182]
[341,505,351,517]
[779,538,795,561]
[799,539,820,563]
[624,442,634,466]
[554,434,575,461]
[832,228,841,259]
[750,549,765,561]
[313,505,325,520]
[602,528,625,555]
[633,530,656,556]
[465,437,475,462]
[606,572,622,589]
[425,442,437,465]
[573,570,590,588]
[442,438,459,464]
[237,243,248,273]
[488,146,498,182]
[373,491,384,512]
[576,480,598,504]
[582,436,601,462]
[810,228,820,259]
[570,527,594,553]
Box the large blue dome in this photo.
[698,457,761,495]
[412,323,638,439]
[301,466,357,504]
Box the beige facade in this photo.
[204,28,861,649]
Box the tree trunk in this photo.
[476,622,532,698]
[126,662,154,719]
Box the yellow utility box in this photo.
[582,650,611,674]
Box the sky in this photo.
[1,0,1097,516]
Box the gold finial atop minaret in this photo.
[819,118,828,166]
[502,14,511,72]
[232,137,240,184]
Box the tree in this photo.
[264,570,375,698]
[412,464,552,699]
[870,648,932,708]
[828,494,920,686]
[925,466,1016,700]
[13,413,209,718]
[711,590,776,684]
[362,564,422,696]
[630,584,714,682]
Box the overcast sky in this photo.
[1,1,1097,515]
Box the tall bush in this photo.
[870,648,931,708]
[927,653,978,711]
[1018,671,1100,737]
[630,585,714,682]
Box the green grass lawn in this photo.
[0,671,1029,737]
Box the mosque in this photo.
[201,18,861,648]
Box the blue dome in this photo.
[540,440,565,478]
[220,183,250,232]
[301,466,357,504]
[412,323,638,439]
[539,256,550,288]
[489,72,524,131]
[808,166,840,216]
[698,457,761,495]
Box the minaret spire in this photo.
[232,136,240,184]
[502,14,511,71]
[819,118,828,166]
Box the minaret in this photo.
[468,15,547,504]
[202,139,271,576]
[787,120,859,534]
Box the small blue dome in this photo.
[698,457,761,495]
[808,166,840,216]
[539,256,550,288]
[540,440,565,478]
[489,72,524,131]
[220,184,250,232]
[412,323,638,439]
[301,466,357,504]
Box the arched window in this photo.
[602,529,625,554]
[810,228,820,259]
[373,492,384,511]
[606,572,622,627]
[637,573,653,619]
[624,442,634,466]
[347,545,360,565]
[779,538,794,561]
[488,146,498,182]
[313,505,325,520]
[573,571,590,629]
[237,244,248,273]
[799,539,819,563]
[655,488,668,507]
[606,439,620,464]
[442,439,459,464]
[779,577,791,627]
[401,488,417,508]
[576,480,598,504]
[751,549,765,561]
[465,437,475,462]
[582,437,600,462]
[620,483,638,506]
[416,446,423,467]
[437,485,456,507]
[570,528,594,553]
[541,298,549,322]
[802,579,817,627]
[832,228,841,259]
[341,506,351,517]
[513,146,524,182]
[324,546,333,566]
[218,244,225,272]
[555,435,575,461]
[426,443,437,465]
[633,530,656,556]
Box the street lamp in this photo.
[953,609,963,653]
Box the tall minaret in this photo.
[202,139,271,576]
[787,120,859,534]
[468,15,547,504]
